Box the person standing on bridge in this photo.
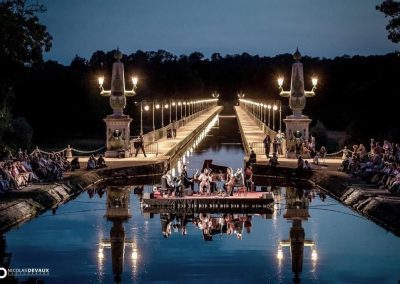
[134,134,147,157]
[263,134,271,158]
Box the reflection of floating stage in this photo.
[142,192,275,213]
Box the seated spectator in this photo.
[268,153,279,166]
[87,155,97,170]
[97,155,107,168]
[70,157,80,171]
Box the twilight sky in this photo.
[38,0,398,65]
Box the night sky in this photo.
[38,0,398,65]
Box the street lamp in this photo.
[178,101,182,119]
[267,104,271,127]
[277,48,318,117]
[212,92,219,98]
[140,101,149,135]
[172,101,177,121]
[98,50,138,116]
[97,50,140,157]
[273,105,278,131]
[166,102,171,124]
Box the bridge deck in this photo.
[69,106,222,170]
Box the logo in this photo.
[0,268,7,279]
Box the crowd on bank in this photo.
[0,148,108,193]
[0,149,71,192]
[338,139,400,194]
[157,163,254,197]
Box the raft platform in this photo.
[142,191,275,212]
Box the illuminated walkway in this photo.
[69,106,222,170]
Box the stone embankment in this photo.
[253,164,400,236]
[311,170,400,236]
[0,162,165,232]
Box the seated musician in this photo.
[161,170,176,196]
[180,164,194,191]
[234,168,245,191]
[198,168,211,195]
[224,167,236,196]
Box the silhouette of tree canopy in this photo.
[376,0,400,43]
[0,0,52,149]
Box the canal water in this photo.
[2,114,400,284]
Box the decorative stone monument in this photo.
[278,48,317,158]
[98,50,138,158]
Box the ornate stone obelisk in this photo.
[99,50,138,158]
[279,48,317,158]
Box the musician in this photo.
[181,164,194,191]
[198,168,211,195]
[224,167,236,196]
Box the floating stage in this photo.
[142,192,275,213]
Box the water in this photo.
[2,115,400,284]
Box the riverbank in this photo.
[0,161,165,232]
[253,161,400,236]
[2,156,400,236]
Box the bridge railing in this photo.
[140,105,217,144]
[129,139,159,156]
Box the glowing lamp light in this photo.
[267,104,272,109]
[311,249,318,261]
[98,248,104,259]
[178,102,181,106]
[277,77,284,87]
[263,104,267,108]
[98,76,104,86]
[277,248,283,260]
[172,102,176,106]
[131,249,138,260]
[155,104,160,109]
[144,105,150,111]
[132,76,138,86]
[273,105,278,111]
[165,104,169,109]
[312,77,318,87]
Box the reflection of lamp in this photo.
[97,187,138,284]
[277,187,318,283]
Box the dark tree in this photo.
[0,0,52,149]
[0,0,52,66]
[376,0,400,43]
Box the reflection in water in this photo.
[98,187,137,284]
[159,212,256,241]
[278,187,319,283]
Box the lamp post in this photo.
[273,104,278,131]
[184,102,187,117]
[161,102,165,127]
[98,49,139,157]
[267,104,271,127]
[152,102,156,132]
[279,101,282,132]
[179,102,182,119]
[98,51,138,115]
[142,103,150,135]
[277,48,318,147]
[172,101,177,121]
[166,102,171,124]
